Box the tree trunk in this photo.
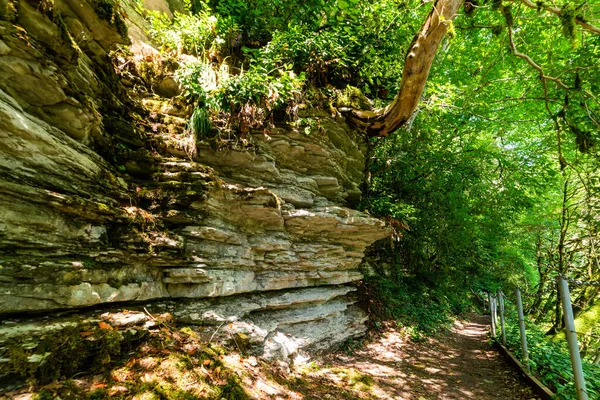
[594,349,600,364]
[573,286,600,319]
[530,232,548,317]
[350,0,464,137]
[547,178,570,334]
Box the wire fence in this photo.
[489,276,590,400]
[560,274,600,287]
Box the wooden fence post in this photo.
[515,287,529,370]
[498,289,506,345]
[557,276,588,400]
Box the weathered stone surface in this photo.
[0,0,390,373]
[196,114,367,207]
[149,286,355,324]
[0,285,362,385]
[163,267,212,283]
[156,76,182,98]
[0,0,128,147]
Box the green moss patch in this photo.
[5,323,146,385]
[91,0,128,38]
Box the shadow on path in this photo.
[284,314,540,400]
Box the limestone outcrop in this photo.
[0,0,389,385]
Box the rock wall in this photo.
[0,0,389,379]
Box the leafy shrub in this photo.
[148,11,218,56]
[174,60,219,105]
[145,2,306,138]
[189,107,212,138]
[144,0,417,137]
[253,27,351,85]
[216,68,303,112]
[366,274,458,336]
[208,0,330,44]
[148,2,240,59]
[364,196,417,223]
[174,58,304,136]
[215,68,304,133]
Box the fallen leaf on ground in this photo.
[41,382,63,391]
[91,383,107,389]
[98,321,113,330]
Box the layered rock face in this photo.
[0,0,389,375]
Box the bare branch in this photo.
[520,0,600,36]
[505,20,571,169]
[506,26,570,90]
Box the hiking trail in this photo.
[261,314,540,400]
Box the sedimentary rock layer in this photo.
[0,0,389,373]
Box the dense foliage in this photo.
[356,0,600,357]
[365,273,466,338]
[143,0,439,140]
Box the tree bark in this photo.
[530,232,548,317]
[547,178,570,334]
[351,0,464,137]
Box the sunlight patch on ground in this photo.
[271,315,540,400]
[4,315,539,400]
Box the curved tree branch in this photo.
[349,0,598,138]
[506,23,569,168]
[506,26,570,90]
[520,0,600,36]
[350,0,464,137]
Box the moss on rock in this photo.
[0,0,18,21]
[91,0,128,38]
[5,323,146,385]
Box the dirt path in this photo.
[267,314,540,400]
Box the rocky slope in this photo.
[0,0,389,385]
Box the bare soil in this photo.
[262,313,541,400]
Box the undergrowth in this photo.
[135,0,398,144]
[501,306,600,399]
[363,274,468,339]
[6,318,249,400]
